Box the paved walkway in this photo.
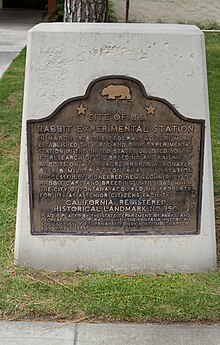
[0,8,43,78]
[0,321,220,344]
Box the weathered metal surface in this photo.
[27,76,205,235]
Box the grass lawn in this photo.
[0,34,220,323]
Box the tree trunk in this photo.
[64,0,108,23]
[48,0,56,21]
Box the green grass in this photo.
[0,270,220,322]
[178,20,220,30]
[0,50,25,272]
[206,33,220,196]
[0,36,220,322]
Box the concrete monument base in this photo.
[15,23,216,273]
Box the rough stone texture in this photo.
[112,0,220,24]
[15,23,216,273]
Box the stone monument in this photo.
[15,23,217,273]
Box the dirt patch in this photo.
[24,270,81,286]
[3,92,22,107]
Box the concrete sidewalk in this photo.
[0,322,220,345]
[0,8,42,78]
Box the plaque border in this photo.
[27,75,205,236]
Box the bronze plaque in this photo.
[27,76,205,235]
